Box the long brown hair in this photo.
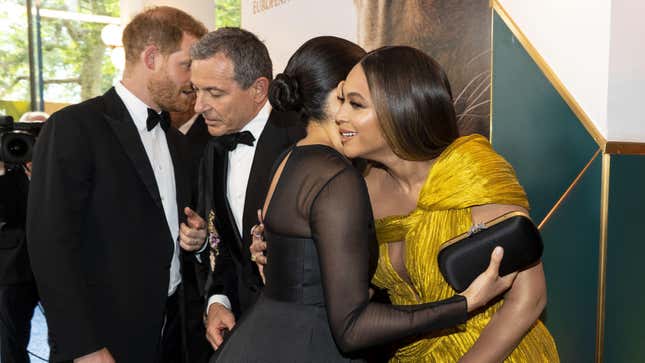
[360,46,459,161]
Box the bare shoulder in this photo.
[471,203,529,224]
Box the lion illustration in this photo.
[354,0,491,137]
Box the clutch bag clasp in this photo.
[467,222,487,236]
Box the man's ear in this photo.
[142,45,160,71]
[251,77,270,103]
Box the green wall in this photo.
[604,155,645,362]
[492,11,600,362]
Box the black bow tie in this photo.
[219,131,256,151]
[146,108,170,132]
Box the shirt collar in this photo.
[240,102,271,142]
[114,81,157,132]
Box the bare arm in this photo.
[459,204,547,363]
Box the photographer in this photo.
[0,112,46,363]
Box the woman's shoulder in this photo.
[288,145,367,209]
[433,134,512,178]
[421,134,528,210]
[442,134,495,160]
[292,144,354,176]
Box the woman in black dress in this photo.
[213,36,514,363]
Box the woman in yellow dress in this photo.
[334,46,559,362]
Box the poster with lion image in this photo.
[354,0,491,137]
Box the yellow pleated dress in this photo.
[372,135,559,362]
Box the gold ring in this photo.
[251,254,257,262]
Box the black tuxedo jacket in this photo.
[27,88,192,362]
[196,111,304,317]
[0,167,34,285]
[184,114,211,169]
[183,114,211,204]
[178,113,215,361]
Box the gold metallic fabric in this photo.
[372,135,559,362]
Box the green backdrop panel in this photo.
[491,12,598,223]
[492,11,601,363]
[538,157,600,363]
[604,155,645,362]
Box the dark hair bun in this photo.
[269,73,302,112]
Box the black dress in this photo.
[213,145,467,363]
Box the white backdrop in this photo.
[241,0,357,76]
[498,0,612,139]
[607,0,645,142]
[499,0,645,142]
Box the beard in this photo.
[147,72,194,113]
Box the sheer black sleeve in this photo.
[310,165,468,353]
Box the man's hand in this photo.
[73,348,115,363]
[179,207,207,251]
[249,209,267,283]
[205,303,236,350]
[249,224,267,283]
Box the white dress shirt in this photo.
[207,102,270,312]
[114,81,181,297]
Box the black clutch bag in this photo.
[437,211,543,292]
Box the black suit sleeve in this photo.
[26,112,102,360]
[194,153,240,312]
[310,166,468,353]
[204,234,239,307]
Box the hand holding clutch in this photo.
[459,246,518,312]
[438,211,543,293]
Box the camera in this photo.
[0,115,44,165]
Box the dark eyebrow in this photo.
[346,92,366,101]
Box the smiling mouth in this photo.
[340,131,358,137]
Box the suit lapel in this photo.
[209,110,302,260]
[241,115,292,252]
[166,129,189,222]
[211,141,244,254]
[102,88,164,211]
